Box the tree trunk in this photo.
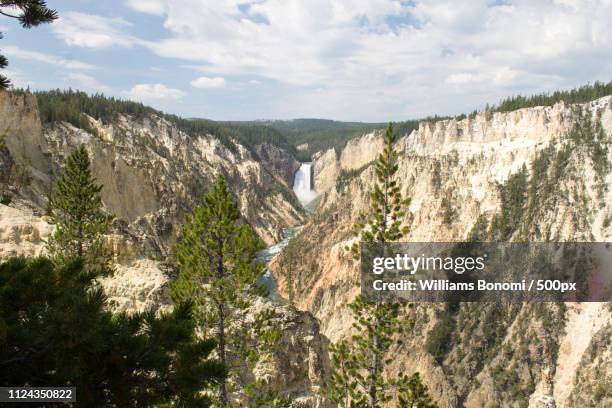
[368,176,389,408]
[218,300,227,407]
[217,237,228,408]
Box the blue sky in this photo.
[1,0,611,121]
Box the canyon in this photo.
[0,90,610,407]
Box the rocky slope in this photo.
[272,96,612,407]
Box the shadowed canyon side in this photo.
[271,96,612,407]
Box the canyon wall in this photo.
[312,130,383,192]
[0,91,303,249]
[273,97,612,407]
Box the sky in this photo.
[1,0,611,121]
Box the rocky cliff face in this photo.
[273,97,612,407]
[312,130,383,192]
[0,91,303,249]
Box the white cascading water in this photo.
[293,162,318,206]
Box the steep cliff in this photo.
[272,97,612,407]
[0,91,304,249]
[312,130,383,192]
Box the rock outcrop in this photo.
[312,130,383,192]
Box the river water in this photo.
[257,163,318,301]
[257,226,300,302]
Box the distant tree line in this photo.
[33,89,300,159]
[493,80,612,112]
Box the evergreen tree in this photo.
[397,373,436,408]
[327,123,436,407]
[171,175,266,407]
[0,1,58,88]
[0,256,227,407]
[46,144,113,270]
[326,340,362,407]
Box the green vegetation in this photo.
[489,165,528,241]
[430,160,442,194]
[326,124,435,407]
[46,145,113,271]
[280,237,298,306]
[0,257,226,407]
[488,108,610,241]
[35,90,300,157]
[425,310,455,364]
[35,89,237,150]
[397,373,437,408]
[441,196,456,225]
[266,118,381,160]
[335,161,373,191]
[494,80,612,112]
[1,147,226,406]
[171,175,288,406]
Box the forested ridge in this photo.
[33,89,298,157]
[28,80,612,162]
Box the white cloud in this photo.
[67,73,111,93]
[190,76,226,89]
[445,73,486,85]
[124,83,186,102]
[2,45,94,70]
[126,0,166,15]
[53,12,135,48]
[54,1,612,119]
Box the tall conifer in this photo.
[327,123,436,407]
[46,144,112,271]
[171,175,266,407]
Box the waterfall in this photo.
[293,162,318,206]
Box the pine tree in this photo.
[171,175,266,407]
[326,339,362,407]
[396,373,436,408]
[0,1,58,88]
[0,256,227,407]
[327,123,436,407]
[46,144,112,271]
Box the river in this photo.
[257,163,318,301]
